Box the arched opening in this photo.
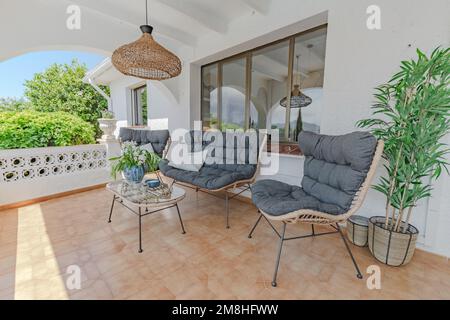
[0,49,108,148]
[0,48,107,97]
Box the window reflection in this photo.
[200,25,327,144]
[201,64,218,130]
[251,40,290,135]
[289,28,327,141]
[221,58,246,130]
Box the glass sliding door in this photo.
[200,25,328,152]
[220,57,248,130]
[289,27,327,141]
[251,40,290,135]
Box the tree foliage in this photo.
[0,110,95,149]
[0,97,31,112]
[357,47,450,232]
[23,59,109,137]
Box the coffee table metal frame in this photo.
[106,182,186,253]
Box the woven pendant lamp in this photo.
[279,84,312,108]
[280,55,312,109]
[111,0,182,80]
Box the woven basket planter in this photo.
[368,216,419,266]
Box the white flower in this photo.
[133,148,142,158]
[122,141,137,151]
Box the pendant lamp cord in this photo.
[145,0,148,25]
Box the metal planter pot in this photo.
[368,216,419,267]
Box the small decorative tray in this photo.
[147,184,171,197]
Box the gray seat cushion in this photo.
[119,128,169,157]
[252,131,377,216]
[251,180,344,216]
[160,160,256,190]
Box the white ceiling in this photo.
[68,0,273,46]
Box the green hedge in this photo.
[0,111,96,149]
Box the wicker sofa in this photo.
[159,130,265,228]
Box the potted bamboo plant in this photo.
[357,47,449,266]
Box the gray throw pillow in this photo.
[140,143,154,154]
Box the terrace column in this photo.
[98,121,121,171]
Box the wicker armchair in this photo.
[248,131,384,287]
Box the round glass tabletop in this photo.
[106,180,185,207]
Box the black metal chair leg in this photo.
[225,192,230,229]
[176,203,186,234]
[248,214,263,238]
[108,195,115,223]
[138,208,143,253]
[336,223,363,279]
[272,222,287,287]
[311,224,315,236]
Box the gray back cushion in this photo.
[119,128,170,157]
[299,131,377,213]
[187,130,260,165]
[119,127,134,142]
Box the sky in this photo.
[0,51,106,99]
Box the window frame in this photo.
[200,24,328,145]
[131,84,148,126]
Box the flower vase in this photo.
[122,165,145,184]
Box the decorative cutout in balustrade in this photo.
[0,145,107,183]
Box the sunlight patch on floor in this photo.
[15,204,69,299]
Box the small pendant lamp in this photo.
[111,0,182,80]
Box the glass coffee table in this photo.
[106,180,186,253]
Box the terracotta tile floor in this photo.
[0,186,449,300]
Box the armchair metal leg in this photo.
[272,222,287,287]
[248,214,263,238]
[225,192,230,229]
[336,223,363,279]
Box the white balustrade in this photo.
[0,144,112,206]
